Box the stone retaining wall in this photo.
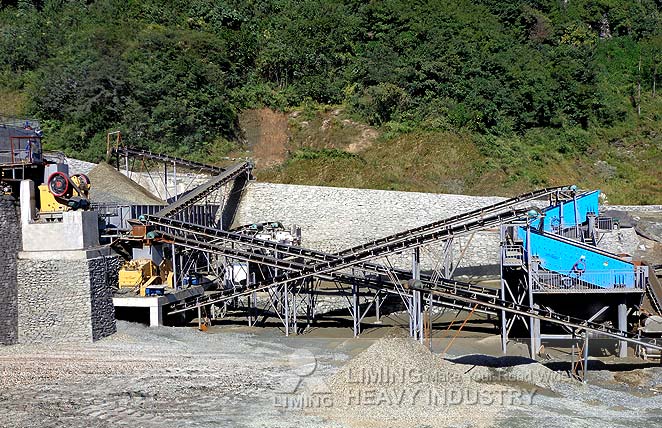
[16,253,119,343]
[0,196,20,345]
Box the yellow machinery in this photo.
[39,172,91,212]
[118,258,173,296]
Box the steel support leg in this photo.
[418,291,424,343]
[412,248,421,340]
[533,304,541,354]
[583,333,589,383]
[352,282,359,337]
[375,292,381,323]
[293,289,298,335]
[618,302,628,358]
[284,283,290,337]
[171,242,177,290]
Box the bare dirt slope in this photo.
[239,108,289,167]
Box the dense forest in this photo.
[0,0,660,202]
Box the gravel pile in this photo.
[311,338,565,428]
[65,157,97,176]
[88,162,163,205]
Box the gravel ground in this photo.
[1,323,661,428]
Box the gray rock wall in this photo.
[0,196,20,345]
[234,182,506,276]
[16,254,119,343]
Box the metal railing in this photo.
[93,203,221,234]
[532,267,647,293]
[596,217,616,230]
[501,245,524,266]
[0,137,42,166]
[558,226,585,241]
[0,115,40,129]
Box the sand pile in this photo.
[307,338,566,428]
[88,162,163,205]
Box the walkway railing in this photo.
[531,267,647,293]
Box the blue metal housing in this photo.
[531,190,600,232]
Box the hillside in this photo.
[0,1,660,203]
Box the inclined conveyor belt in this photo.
[155,161,252,218]
[333,185,570,257]
[113,147,226,174]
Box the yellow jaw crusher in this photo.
[39,172,91,212]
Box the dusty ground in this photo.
[1,320,661,428]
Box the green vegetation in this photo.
[0,1,660,203]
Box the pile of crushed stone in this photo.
[305,338,568,428]
[88,162,163,205]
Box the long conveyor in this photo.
[137,187,662,352]
[161,231,662,353]
[146,214,498,298]
[155,161,252,218]
[165,242,662,353]
[113,147,226,174]
[333,185,571,257]
[163,207,526,314]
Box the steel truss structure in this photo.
[107,153,662,374]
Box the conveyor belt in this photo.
[146,215,498,299]
[253,207,527,286]
[113,147,225,174]
[155,162,252,218]
[165,207,525,314]
[333,185,570,257]
[148,216,500,300]
[143,199,662,352]
[166,251,662,353]
[155,230,498,317]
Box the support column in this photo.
[427,292,433,349]
[375,292,381,323]
[171,242,177,290]
[352,282,359,337]
[409,295,414,338]
[582,331,588,383]
[412,248,421,340]
[418,291,424,343]
[499,227,507,355]
[164,162,168,199]
[533,304,541,354]
[412,248,421,280]
[151,305,163,327]
[526,224,536,360]
[293,288,298,335]
[172,161,178,200]
[618,302,628,358]
[284,283,290,337]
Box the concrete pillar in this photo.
[19,180,35,224]
[150,305,163,327]
[618,302,628,358]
